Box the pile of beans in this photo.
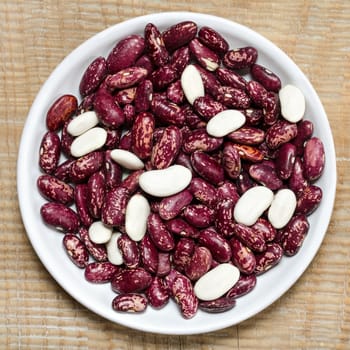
[38,20,325,318]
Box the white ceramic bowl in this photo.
[17,12,336,335]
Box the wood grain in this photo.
[0,0,349,348]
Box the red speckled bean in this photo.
[37,174,74,205]
[41,202,80,233]
[39,131,61,174]
[63,234,89,268]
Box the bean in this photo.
[37,20,326,320]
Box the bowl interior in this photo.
[17,11,336,335]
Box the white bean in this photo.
[106,232,123,266]
[110,149,144,170]
[234,186,274,226]
[194,263,240,301]
[279,84,305,123]
[88,220,113,244]
[70,127,107,157]
[139,165,192,197]
[67,111,99,136]
[268,188,297,229]
[206,109,246,137]
[180,64,205,105]
[125,194,150,242]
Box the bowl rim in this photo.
[17,11,337,335]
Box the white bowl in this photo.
[17,12,336,335]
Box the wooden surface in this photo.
[1,1,349,348]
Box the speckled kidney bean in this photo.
[222,142,241,180]
[158,189,193,220]
[70,151,104,183]
[112,293,148,313]
[78,226,107,262]
[140,235,159,274]
[63,234,89,268]
[281,214,310,256]
[166,80,184,104]
[106,34,145,74]
[251,218,277,242]
[173,238,195,271]
[184,246,212,281]
[106,66,148,90]
[87,170,105,218]
[101,186,129,226]
[227,126,265,145]
[156,252,172,277]
[151,125,182,169]
[216,86,251,109]
[189,177,218,208]
[85,261,119,283]
[191,151,225,185]
[74,184,93,227]
[41,202,80,233]
[145,276,170,309]
[115,87,136,105]
[54,159,74,183]
[120,169,144,194]
[182,204,215,228]
[162,21,198,52]
[111,267,152,294]
[117,234,140,268]
[226,274,257,299]
[39,131,61,174]
[151,65,179,91]
[93,92,125,129]
[214,199,235,237]
[150,93,185,125]
[217,181,240,203]
[288,157,308,194]
[103,150,122,190]
[275,142,297,180]
[145,23,169,67]
[223,46,258,70]
[198,26,229,56]
[147,213,175,252]
[292,120,314,155]
[254,243,283,275]
[251,63,281,92]
[194,64,221,97]
[192,95,225,121]
[216,67,247,91]
[199,296,236,313]
[46,94,78,132]
[189,38,220,71]
[296,185,323,215]
[233,143,264,163]
[166,270,198,319]
[169,46,191,75]
[303,137,325,181]
[249,163,283,190]
[265,120,298,149]
[198,227,232,263]
[131,111,155,160]
[79,56,107,97]
[229,237,256,274]
[37,174,74,205]
[183,128,223,153]
[246,80,268,107]
[134,79,153,112]
[262,91,280,125]
[233,223,266,253]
